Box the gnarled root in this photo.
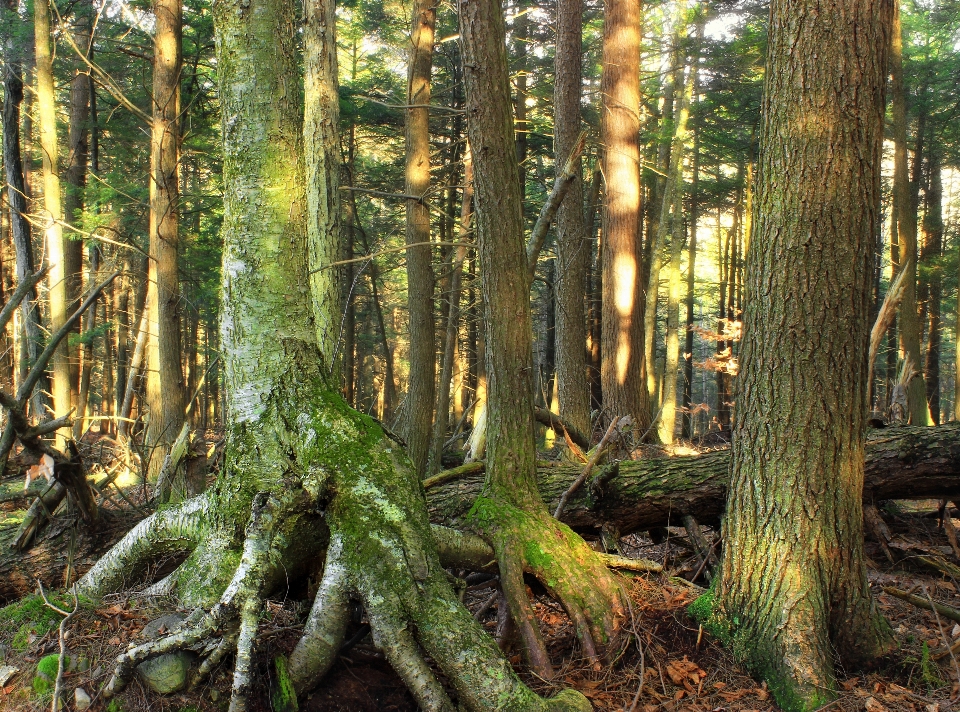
[471,497,628,679]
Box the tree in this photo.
[694,2,895,710]
[75,0,591,708]
[600,0,651,435]
[403,0,437,477]
[553,0,591,438]
[146,0,187,485]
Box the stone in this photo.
[0,665,17,686]
[140,613,185,640]
[136,651,196,695]
[74,687,92,710]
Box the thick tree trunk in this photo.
[600,0,650,435]
[145,0,186,485]
[703,4,896,710]
[553,0,591,438]
[403,0,437,477]
[891,4,931,426]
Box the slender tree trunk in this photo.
[430,148,473,474]
[146,0,186,484]
[2,10,44,418]
[553,0,591,438]
[403,0,437,476]
[600,0,650,434]
[682,84,700,440]
[891,3,930,425]
[923,149,942,424]
[514,0,528,201]
[35,0,73,445]
[705,4,895,709]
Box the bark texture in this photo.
[146,0,186,484]
[600,0,650,435]
[403,0,437,477]
[553,0,591,438]
[706,5,895,711]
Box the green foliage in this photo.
[271,656,298,712]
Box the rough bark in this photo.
[682,84,701,440]
[553,0,591,437]
[35,0,72,447]
[403,0,437,477]
[922,150,942,423]
[702,4,896,711]
[600,0,651,435]
[891,3,931,426]
[145,0,186,485]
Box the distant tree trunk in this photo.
[586,165,603,413]
[63,0,92,418]
[891,3,930,425]
[146,0,186,484]
[35,0,73,445]
[403,0,437,476]
[600,0,650,435]
[513,0,528,201]
[922,149,942,424]
[553,0,591,438]
[2,8,44,418]
[682,82,701,440]
[704,3,895,710]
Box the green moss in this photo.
[920,642,945,691]
[271,656,298,712]
[32,653,66,697]
[107,700,125,712]
[687,580,732,646]
[1,595,80,652]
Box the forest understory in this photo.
[2,428,960,712]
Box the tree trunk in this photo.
[703,4,896,710]
[682,79,701,440]
[553,0,591,438]
[35,0,72,447]
[891,3,931,425]
[600,0,651,435]
[922,150,942,424]
[76,0,588,707]
[2,11,44,419]
[402,0,437,477]
[145,0,186,486]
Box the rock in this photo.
[0,665,17,686]
[33,653,65,696]
[140,613,185,640]
[136,651,196,695]
[74,687,91,710]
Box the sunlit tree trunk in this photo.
[703,3,895,709]
[146,0,186,484]
[891,3,930,425]
[682,82,701,440]
[403,0,437,476]
[35,0,72,445]
[600,0,651,434]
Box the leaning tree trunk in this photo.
[697,4,896,711]
[76,0,588,710]
[145,0,186,485]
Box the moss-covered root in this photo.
[470,497,627,679]
[287,534,350,691]
[75,491,211,599]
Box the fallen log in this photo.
[426,423,960,535]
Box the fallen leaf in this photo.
[842,678,861,691]
[865,696,889,712]
[108,637,121,646]
[719,689,750,702]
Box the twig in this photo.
[883,586,960,623]
[37,581,79,712]
[310,241,473,273]
[920,583,960,686]
[554,417,622,519]
[624,597,646,712]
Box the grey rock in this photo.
[140,613,186,640]
[136,651,196,695]
[74,687,92,710]
[0,665,17,686]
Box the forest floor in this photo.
[1,437,959,712]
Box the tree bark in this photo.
[891,3,931,425]
[706,4,896,710]
[35,0,72,447]
[922,149,942,424]
[403,0,437,477]
[682,79,701,440]
[600,0,651,435]
[145,0,186,486]
[553,0,591,438]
